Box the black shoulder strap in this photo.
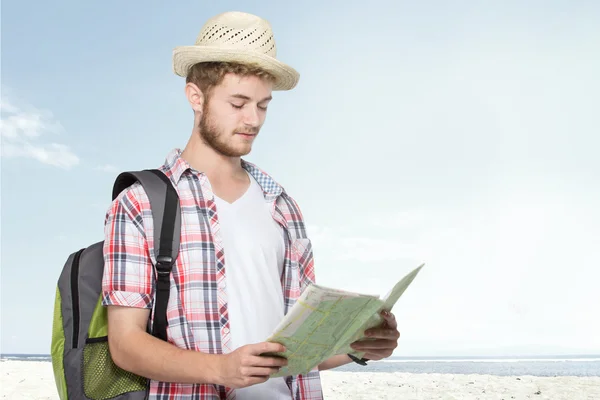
[112,169,180,342]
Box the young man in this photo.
[101,11,400,400]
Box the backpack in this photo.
[51,169,181,400]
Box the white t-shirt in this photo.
[213,171,290,399]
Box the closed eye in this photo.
[231,103,268,111]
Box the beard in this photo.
[198,103,259,157]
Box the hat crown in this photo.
[195,11,277,58]
[172,11,299,90]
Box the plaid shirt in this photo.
[102,149,323,399]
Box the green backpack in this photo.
[51,169,181,400]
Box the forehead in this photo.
[213,73,273,99]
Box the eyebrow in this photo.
[230,94,272,103]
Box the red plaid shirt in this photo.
[102,149,323,399]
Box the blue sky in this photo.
[2,0,599,356]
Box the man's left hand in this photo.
[349,310,400,361]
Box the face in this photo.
[195,73,273,157]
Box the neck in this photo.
[181,131,246,182]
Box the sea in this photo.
[335,355,600,377]
[2,354,599,377]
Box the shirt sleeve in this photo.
[286,194,317,287]
[298,238,316,288]
[102,184,155,309]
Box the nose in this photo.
[243,106,261,127]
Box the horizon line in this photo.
[3,352,600,358]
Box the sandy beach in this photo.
[1,360,599,399]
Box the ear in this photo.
[185,82,204,113]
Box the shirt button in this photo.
[223,327,230,334]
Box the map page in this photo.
[263,263,424,377]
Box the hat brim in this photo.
[172,46,300,91]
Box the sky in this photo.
[1,0,599,357]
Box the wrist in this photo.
[206,352,227,386]
[318,354,354,371]
[190,350,225,385]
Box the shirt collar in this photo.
[162,148,285,198]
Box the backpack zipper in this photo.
[71,248,85,348]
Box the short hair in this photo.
[186,61,276,98]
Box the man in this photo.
[102,11,400,400]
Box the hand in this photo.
[216,342,288,389]
[350,310,400,361]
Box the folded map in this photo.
[263,263,425,377]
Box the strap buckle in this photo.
[156,255,173,276]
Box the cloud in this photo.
[308,192,600,353]
[95,164,119,173]
[307,220,432,263]
[306,208,451,264]
[0,97,80,169]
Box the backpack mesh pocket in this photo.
[83,337,147,400]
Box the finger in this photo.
[250,355,288,368]
[362,349,394,361]
[381,310,398,329]
[245,366,281,377]
[351,339,397,350]
[253,342,287,356]
[363,327,400,340]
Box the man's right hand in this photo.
[216,342,288,389]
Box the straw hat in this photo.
[172,11,300,90]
